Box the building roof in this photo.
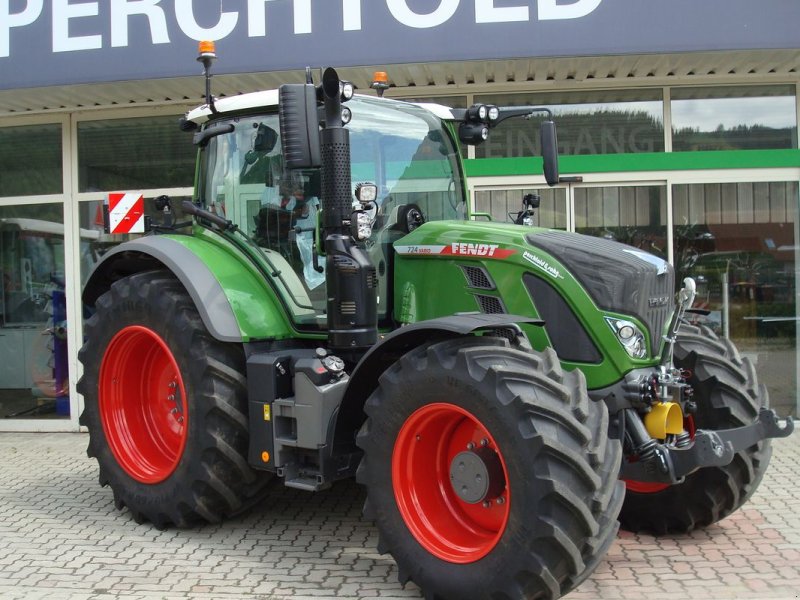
[1,50,798,117]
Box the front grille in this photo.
[527,230,675,355]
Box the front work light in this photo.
[354,182,378,205]
[459,122,490,145]
[351,210,373,241]
[341,81,355,101]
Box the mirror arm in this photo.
[493,106,553,127]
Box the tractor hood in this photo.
[393,220,675,376]
[524,229,675,357]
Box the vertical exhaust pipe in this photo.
[318,68,378,353]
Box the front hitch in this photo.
[621,408,794,484]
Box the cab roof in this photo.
[185,91,457,125]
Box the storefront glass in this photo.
[672,85,797,151]
[76,195,193,285]
[673,181,798,416]
[574,184,668,258]
[474,89,664,158]
[0,124,62,197]
[0,203,71,419]
[77,116,196,192]
[473,187,567,228]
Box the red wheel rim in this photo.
[624,480,670,494]
[624,415,696,494]
[99,325,188,484]
[392,403,510,563]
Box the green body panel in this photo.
[165,229,296,342]
[393,220,662,389]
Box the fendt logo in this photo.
[394,242,516,259]
[450,242,499,257]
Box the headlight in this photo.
[606,317,647,359]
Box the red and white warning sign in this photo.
[104,193,145,234]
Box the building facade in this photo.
[1,0,798,430]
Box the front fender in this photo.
[333,313,543,448]
[83,235,292,342]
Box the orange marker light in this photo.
[371,71,390,97]
[261,451,270,463]
[198,40,216,55]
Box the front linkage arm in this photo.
[621,408,794,484]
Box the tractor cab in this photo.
[190,93,468,328]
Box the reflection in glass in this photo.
[574,185,667,259]
[77,196,193,286]
[473,187,566,229]
[0,123,62,197]
[78,115,196,192]
[673,182,797,417]
[672,85,797,151]
[0,203,71,419]
[475,89,664,158]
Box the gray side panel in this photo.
[84,237,242,342]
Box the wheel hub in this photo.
[450,447,505,504]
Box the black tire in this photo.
[619,323,771,534]
[77,270,272,528]
[356,337,624,600]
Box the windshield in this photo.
[197,95,466,327]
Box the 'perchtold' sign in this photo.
[2,0,797,90]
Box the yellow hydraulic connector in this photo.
[644,402,684,439]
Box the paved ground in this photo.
[0,432,798,600]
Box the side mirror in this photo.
[278,83,321,169]
[540,120,559,187]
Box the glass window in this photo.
[574,185,667,259]
[474,187,566,229]
[78,116,196,192]
[76,196,192,285]
[475,89,664,158]
[0,203,71,419]
[0,124,62,197]
[672,85,797,151]
[673,181,797,417]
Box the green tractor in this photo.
[78,47,793,600]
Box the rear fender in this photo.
[83,235,292,342]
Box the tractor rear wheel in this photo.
[619,323,771,534]
[357,337,624,600]
[78,270,271,528]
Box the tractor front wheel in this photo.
[357,337,624,600]
[619,323,771,534]
[78,270,271,528]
